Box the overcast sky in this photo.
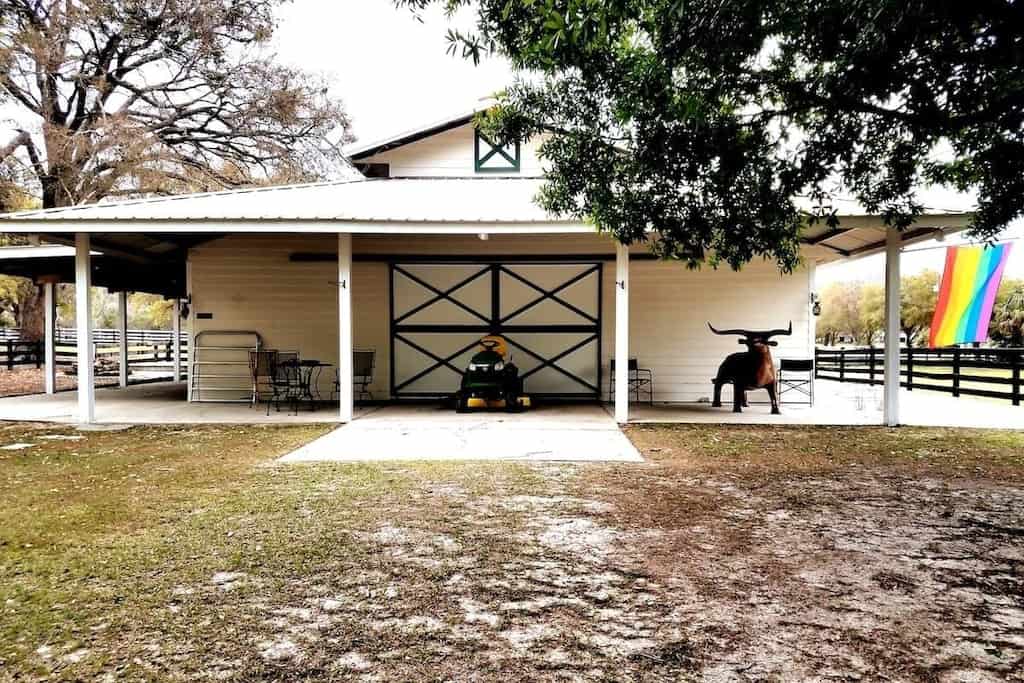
[271,1,512,144]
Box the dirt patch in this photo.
[0,366,119,397]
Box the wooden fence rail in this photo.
[0,327,186,345]
[815,346,1023,406]
[2,339,190,370]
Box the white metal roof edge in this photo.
[344,104,487,159]
[0,245,100,258]
[0,177,372,221]
[0,219,595,234]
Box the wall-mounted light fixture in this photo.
[180,294,192,319]
[810,292,822,317]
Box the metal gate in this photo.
[389,260,602,400]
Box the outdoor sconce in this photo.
[180,294,192,319]
[810,292,822,317]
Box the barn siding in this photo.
[188,234,814,404]
[357,124,546,177]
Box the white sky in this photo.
[270,1,513,144]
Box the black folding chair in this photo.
[609,358,654,404]
[333,349,376,403]
[778,358,815,406]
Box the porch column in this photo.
[337,233,354,422]
[884,227,901,426]
[614,242,630,424]
[172,298,182,382]
[117,291,129,388]
[75,233,95,423]
[43,280,57,394]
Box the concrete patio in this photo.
[0,381,353,425]
[280,404,643,463]
[629,379,1024,430]
[0,377,1018,431]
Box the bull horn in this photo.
[763,322,793,338]
[708,323,751,337]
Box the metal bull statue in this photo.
[708,322,792,414]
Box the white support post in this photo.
[337,233,354,422]
[172,299,182,382]
[185,260,193,402]
[614,242,630,424]
[117,291,128,388]
[884,227,901,426]
[43,281,56,395]
[74,233,95,423]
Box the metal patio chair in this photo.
[267,351,302,415]
[249,349,278,408]
[333,349,376,402]
[778,358,814,406]
[609,358,654,405]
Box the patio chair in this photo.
[609,358,653,405]
[249,349,278,408]
[333,349,376,402]
[267,351,302,415]
[778,358,814,406]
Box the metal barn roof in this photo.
[0,177,568,225]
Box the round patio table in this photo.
[279,359,331,410]
[296,360,330,409]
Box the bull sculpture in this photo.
[708,322,792,414]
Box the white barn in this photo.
[0,109,971,425]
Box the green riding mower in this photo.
[454,335,531,412]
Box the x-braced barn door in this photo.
[389,261,602,400]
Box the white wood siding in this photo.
[358,124,546,177]
[188,234,814,404]
[619,260,814,403]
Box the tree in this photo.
[0,0,352,208]
[990,279,1024,347]
[901,270,940,346]
[0,0,353,340]
[817,281,877,346]
[400,1,1022,271]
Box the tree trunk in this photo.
[18,285,44,341]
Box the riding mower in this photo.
[454,335,531,412]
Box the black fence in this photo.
[0,328,188,373]
[0,327,186,345]
[0,340,42,369]
[816,346,1023,406]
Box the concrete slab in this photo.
[279,405,644,463]
[628,379,1024,430]
[0,382,348,425]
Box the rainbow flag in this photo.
[929,244,1013,348]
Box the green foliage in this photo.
[55,288,174,331]
[400,1,1024,271]
[990,279,1024,347]
[817,281,883,346]
[901,270,941,345]
[819,273,1022,348]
